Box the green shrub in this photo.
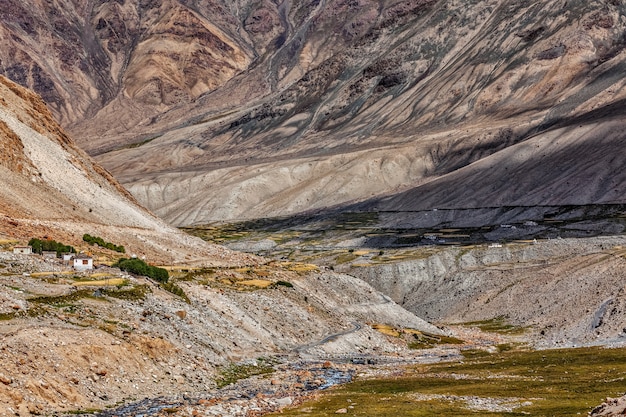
[83,234,125,253]
[113,258,169,283]
[102,284,151,301]
[161,282,189,302]
[275,280,294,288]
[216,358,276,388]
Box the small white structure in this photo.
[13,246,32,255]
[62,253,73,265]
[72,254,93,271]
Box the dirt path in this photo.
[294,321,363,353]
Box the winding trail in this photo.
[294,321,363,353]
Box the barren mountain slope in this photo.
[104,0,626,225]
[348,116,626,229]
[0,75,251,265]
[348,236,626,348]
[2,0,626,225]
[0,0,253,129]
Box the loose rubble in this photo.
[0,249,460,416]
[589,396,626,417]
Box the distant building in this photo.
[13,246,32,255]
[72,254,93,271]
[62,253,73,264]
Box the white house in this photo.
[13,246,32,255]
[72,254,93,271]
[62,253,73,265]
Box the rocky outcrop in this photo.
[590,396,626,416]
[349,235,626,348]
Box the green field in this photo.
[277,347,626,416]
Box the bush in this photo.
[83,234,125,253]
[113,258,169,283]
[162,282,189,302]
[28,238,75,256]
[215,358,276,388]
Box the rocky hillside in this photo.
[0,74,250,265]
[1,0,624,226]
[0,0,253,129]
[0,247,445,416]
[347,235,626,348]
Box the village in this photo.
[12,244,94,272]
[0,238,142,317]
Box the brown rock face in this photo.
[0,0,252,129]
[2,0,626,226]
[0,119,30,174]
[122,3,251,106]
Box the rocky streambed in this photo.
[71,360,403,417]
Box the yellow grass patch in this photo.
[386,255,409,260]
[287,263,319,273]
[252,269,271,277]
[30,271,73,277]
[237,279,273,288]
[353,250,370,256]
[89,272,112,278]
[270,231,301,240]
[371,324,401,337]
[74,278,126,287]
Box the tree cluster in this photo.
[82,234,125,253]
[113,258,169,283]
[28,238,75,256]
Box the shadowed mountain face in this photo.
[2,0,626,225]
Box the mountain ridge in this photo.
[2,0,625,226]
